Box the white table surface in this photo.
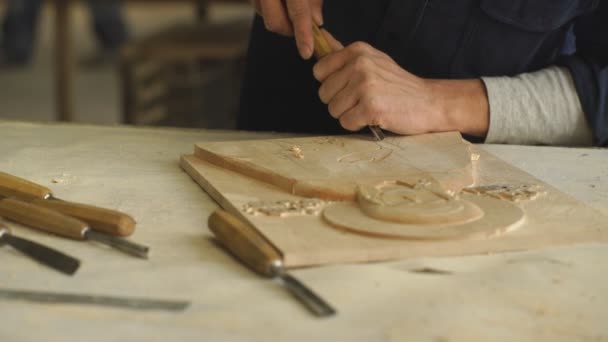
[0,121,606,341]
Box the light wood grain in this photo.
[194,132,474,201]
[322,194,524,240]
[182,133,608,267]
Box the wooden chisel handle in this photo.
[0,172,136,236]
[312,23,332,59]
[28,199,136,237]
[0,172,52,199]
[208,210,282,277]
[0,198,88,240]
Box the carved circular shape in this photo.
[322,194,525,240]
[357,181,484,225]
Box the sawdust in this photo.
[287,146,304,159]
[51,173,75,185]
[464,184,545,202]
[242,199,327,217]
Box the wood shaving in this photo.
[464,184,545,202]
[288,146,304,159]
[243,199,327,217]
[51,173,73,184]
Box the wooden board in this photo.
[180,132,608,268]
[193,132,474,200]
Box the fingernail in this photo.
[299,43,313,60]
[314,13,324,26]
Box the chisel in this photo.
[311,24,385,141]
[0,171,136,237]
[208,210,336,317]
[0,223,80,275]
[0,288,190,312]
[0,197,149,259]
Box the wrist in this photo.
[427,78,489,137]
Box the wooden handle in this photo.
[0,198,88,240]
[208,210,282,277]
[29,199,136,237]
[0,172,52,199]
[312,24,333,59]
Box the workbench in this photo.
[0,121,606,341]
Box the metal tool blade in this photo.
[0,288,190,312]
[369,125,385,141]
[84,229,149,259]
[0,231,80,275]
[277,272,336,317]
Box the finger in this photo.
[286,0,314,59]
[338,105,369,132]
[313,41,371,82]
[318,66,350,104]
[327,82,360,120]
[260,0,293,36]
[312,0,324,25]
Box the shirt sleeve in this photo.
[555,1,608,146]
[482,66,593,146]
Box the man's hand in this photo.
[250,0,323,59]
[313,33,490,137]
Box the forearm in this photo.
[482,66,592,146]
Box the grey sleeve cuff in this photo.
[482,66,593,146]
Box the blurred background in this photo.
[0,0,253,129]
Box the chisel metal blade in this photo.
[0,288,190,312]
[1,230,80,275]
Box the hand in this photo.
[313,32,490,137]
[250,0,323,59]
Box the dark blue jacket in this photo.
[239,0,608,146]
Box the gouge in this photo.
[208,210,336,317]
[0,172,136,237]
[311,24,385,141]
[0,223,80,275]
[0,197,149,259]
[0,288,190,312]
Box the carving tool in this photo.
[0,197,149,259]
[0,288,190,312]
[311,24,385,141]
[0,171,136,237]
[208,210,336,317]
[0,223,80,275]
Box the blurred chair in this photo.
[119,17,251,128]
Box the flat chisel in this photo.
[208,210,336,317]
[0,223,80,275]
[0,197,149,259]
[311,24,385,141]
[0,288,190,312]
[0,171,136,237]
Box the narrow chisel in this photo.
[0,171,136,237]
[0,223,80,275]
[0,288,190,312]
[208,210,336,317]
[0,197,149,259]
[311,24,385,141]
